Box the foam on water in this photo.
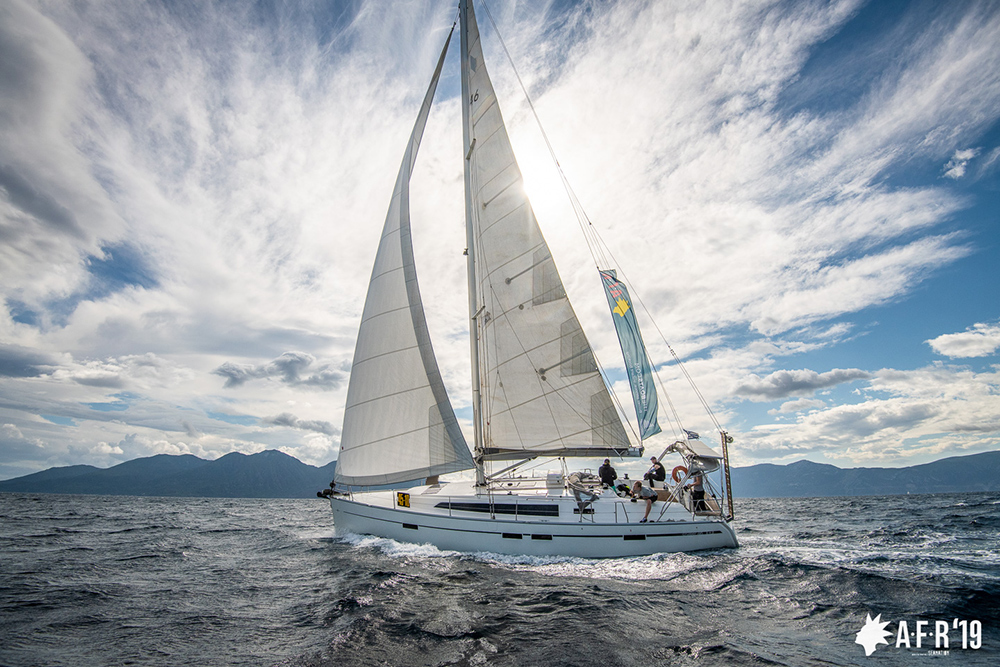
[338,531,462,559]
[336,530,734,583]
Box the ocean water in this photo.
[0,492,996,667]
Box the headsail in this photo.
[600,269,661,440]
[336,29,475,486]
[460,0,631,460]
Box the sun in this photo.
[512,130,575,231]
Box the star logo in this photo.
[855,613,892,656]
[613,298,630,317]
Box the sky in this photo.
[1,0,999,481]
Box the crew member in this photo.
[644,456,666,488]
[631,481,658,523]
[598,459,618,487]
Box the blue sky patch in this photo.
[86,242,158,297]
[84,392,141,412]
[7,300,40,326]
[42,415,76,426]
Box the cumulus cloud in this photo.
[926,322,1000,358]
[942,148,980,179]
[92,441,125,457]
[213,352,346,389]
[733,368,872,401]
[263,412,339,436]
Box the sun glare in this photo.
[514,134,573,232]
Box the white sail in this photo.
[336,30,475,486]
[461,1,631,460]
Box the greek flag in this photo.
[599,270,661,440]
[684,429,700,440]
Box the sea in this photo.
[0,492,997,667]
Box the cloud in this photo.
[263,412,339,436]
[0,344,59,377]
[736,363,1000,465]
[71,371,125,388]
[0,0,123,307]
[771,398,826,414]
[742,235,972,336]
[213,352,345,389]
[0,423,44,461]
[733,368,872,401]
[1,0,998,473]
[926,322,1000,358]
[92,441,124,457]
[978,146,1000,176]
[46,353,193,391]
[942,148,980,179]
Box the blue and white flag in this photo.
[683,429,700,440]
[600,270,661,440]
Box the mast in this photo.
[460,0,486,485]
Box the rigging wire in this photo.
[478,0,725,437]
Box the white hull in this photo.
[329,482,737,558]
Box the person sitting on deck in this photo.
[631,481,658,523]
[644,456,666,488]
[598,459,618,487]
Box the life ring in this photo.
[671,466,688,483]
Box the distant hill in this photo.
[729,450,1000,497]
[1,449,997,499]
[0,450,337,499]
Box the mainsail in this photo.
[460,0,631,460]
[335,30,475,486]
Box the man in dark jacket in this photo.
[644,456,666,488]
[598,459,618,487]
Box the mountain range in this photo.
[728,450,1000,497]
[0,449,997,499]
[0,450,336,499]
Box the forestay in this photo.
[336,30,475,486]
[462,0,631,460]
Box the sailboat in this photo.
[327,0,738,557]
